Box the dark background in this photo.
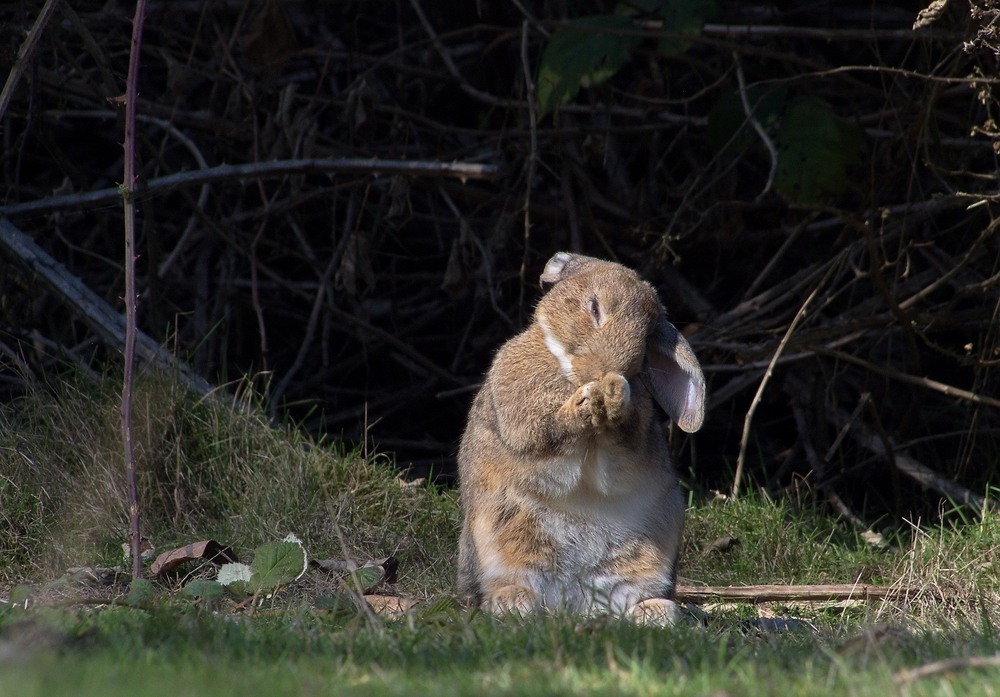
[1,0,998,527]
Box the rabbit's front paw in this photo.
[486,585,538,616]
[558,373,631,432]
[626,598,678,626]
[586,373,630,430]
[595,372,630,427]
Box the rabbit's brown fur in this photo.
[457,253,705,623]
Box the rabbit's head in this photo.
[536,252,705,433]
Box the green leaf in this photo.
[248,537,307,593]
[706,86,787,156]
[8,584,34,604]
[126,578,155,606]
[314,593,363,617]
[774,97,865,203]
[537,15,640,116]
[348,566,384,594]
[182,580,224,601]
[618,0,718,55]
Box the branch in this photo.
[731,255,844,498]
[0,217,210,396]
[676,583,918,604]
[814,346,1000,410]
[833,406,996,513]
[121,0,148,581]
[733,51,778,201]
[0,0,61,123]
[0,157,501,218]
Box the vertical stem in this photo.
[0,0,61,124]
[122,0,149,580]
[519,20,538,318]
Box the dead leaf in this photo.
[838,624,911,657]
[150,540,238,576]
[913,0,950,30]
[311,555,398,593]
[239,0,299,78]
[364,594,419,618]
[441,220,474,294]
[702,536,740,555]
[121,536,155,562]
[64,566,123,587]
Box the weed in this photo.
[2,370,1000,696]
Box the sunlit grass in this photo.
[2,370,1000,696]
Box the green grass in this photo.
[2,370,1000,695]
[2,604,1000,696]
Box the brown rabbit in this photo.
[457,252,705,624]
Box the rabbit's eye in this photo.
[589,296,603,327]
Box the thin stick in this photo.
[0,0,61,123]
[0,158,500,218]
[733,51,778,201]
[675,583,918,604]
[122,0,149,581]
[519,19,539,311]
[814,346,1000,409]
[730,256,842,498]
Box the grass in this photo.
[2,370,1000,695]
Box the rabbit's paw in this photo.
[557,374,630,432]
[626,598,678,627]
[486,585,538,617]
[584,373,630,430]
[557,381,597,427]
[595,372,630,427]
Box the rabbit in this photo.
[457,251,705,625]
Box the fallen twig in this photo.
[894,655,1000,685]
[676,583,918,604]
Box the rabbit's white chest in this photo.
[549,437,641,499]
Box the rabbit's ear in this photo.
[647,316,705,433]
[539,252,593,289]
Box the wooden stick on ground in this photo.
[676,583,918,604]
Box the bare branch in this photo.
[0,0,61,123]
[0,158,501,218]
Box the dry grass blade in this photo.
[894,655,1000,685]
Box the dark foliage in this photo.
[1,0,998,527]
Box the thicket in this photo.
[1,0,998,527]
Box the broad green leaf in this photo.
[348,566,384,594]
[537,15,640,116]
[315,594,366,619]
[248,537,307,593]
[707,86,787,156]
[126,578,155,606]
[182,580,224,601]
[8,584,34,604]
[618,0,718,55]
[774,97,865,203]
